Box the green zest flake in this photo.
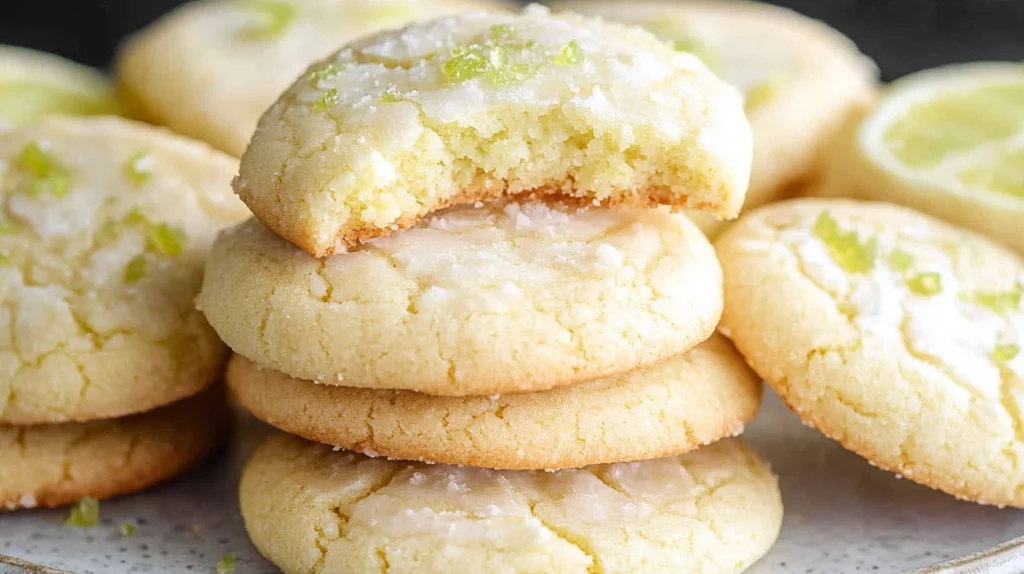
[0,220,18,235]
[888,249,914,272]
[906,272,942,296]
[240,0,296,40]
[745,80,779,113]
[312,88,339,112]
[124,150,152,188]
[646,15,720,70]
[811,211,877,274]
[17,142,71,197]
[992,343,1021,363]
[553,41,584,66]
[380,85,404,103]
[307,63,341,88]
[145,223,187,256]
[120,522,136,537]
[124,254,147,284]
[216,553,236,574]
[65,497,99,527]
[969,283,1024,313]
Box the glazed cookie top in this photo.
[238,4,751,255]
[552,0,875,116]
[115,0,497,157]
[1,45,120,130]
[199,201,722,395]
[728,201,1024,398]
[241,433,782,574]
[0,117,250,423]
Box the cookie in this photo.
[0,45,121,130]
[0,387,228,511]
[237,5,751,256]
[0,117,250,424]
[228,333,761,469]
[552,0,877,237]
[200,201,723,396]
[240,433,782,574]
[716,198,1024,507]
[114,0,500,157]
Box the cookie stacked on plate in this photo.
[199,6,782,572]
[0,117,250,510]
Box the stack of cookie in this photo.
[198,7,783,572]
[0,117,250,511]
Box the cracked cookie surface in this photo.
[0,117,250,424]
[199,200,722,395]
[240,433,782,574]
[550,0,877,237]
[114,0,500,157]
[237,4,751,256]
[717,198,1024,507]
[227,334,761,469]
[0,387,228,510]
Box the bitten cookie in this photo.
[0,387,228,511]
[0,117,250,424]
[240,433,782,574]
[0,45,120,130]
[237,4,751,255]
[200,201,723,396]
[114,0,500,157]
[717,198,1024,507]
[553,0,877,237]
[228,334,762,469]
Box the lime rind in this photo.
[811,211,877,274]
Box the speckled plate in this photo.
[2,392,1023,573]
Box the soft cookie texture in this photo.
[0,388,228,511]
[237,4,751,255]
[0,117,250,424]
[227,334,762,469]
[115,0,500,157]
[240,433,782,574]
[200,201,723,395]
[554,0,877,237]
[0,45,121,130]
[717,198,1024,507]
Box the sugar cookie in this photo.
[717,198,1024,507]
[237,4,750,255]
[552,0,877,237]
[240,433,782,574]
[0,45,120,130]
[115,0,500,157]
[0,117,250,424]
[200,201,722,395]
[227,334,761,469]
[0,388,227,511]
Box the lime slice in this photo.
[844,62,1024,252]
[0,46,120,127]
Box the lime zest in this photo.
[124,254,147,284]
[888,249,915,272]
[120,522,136,537]
[968,283,1023,313]
[380,85,405,103]
[307,63,342,89]
[553,41,584,67]
[646,14,720,70]
[745,79,783,113]
[124,150,152,188]
[216,553,236,574]
[0,253,10,265]
[145,223,187,256]
[992,342,1020,363]
[17,142,72,198]
[240,0,296,40]
[65,497,99,527]
[0,220,19,235]
[906,271,942,296]
[811,211,877,274]
[312,88,339,112]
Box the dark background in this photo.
[1,0,1023,81]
